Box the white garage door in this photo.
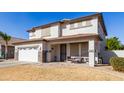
[18,47,38,62]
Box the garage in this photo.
[18,46,39,63]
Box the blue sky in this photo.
[0,12,124,43]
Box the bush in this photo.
[110,57,124,72]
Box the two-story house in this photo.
[13,13,107,67]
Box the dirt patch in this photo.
[0,64,123,81]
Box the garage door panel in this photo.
[18,48,38,62]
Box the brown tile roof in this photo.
[0,37,26,46]
[12,38,45,45]
[13,34,101,45]
[27,13,107,35]
[45,34,101,41]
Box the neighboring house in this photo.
[0,37,25,59]
[13,13,107,67]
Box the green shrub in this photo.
[110,57,124,72]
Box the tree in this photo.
[120,44,124,50]
[0,31,11,59]
[106,37,121,50]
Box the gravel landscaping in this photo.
[0,63,123,81]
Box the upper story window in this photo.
[41,27,51,37]
[70,20,92,30]
[77,22,82,27]
[70,23,75,29]
[86,20,92,26]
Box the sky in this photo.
[0,12,124,43]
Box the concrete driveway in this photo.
[0,60,32,68]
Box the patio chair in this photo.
[71,57,82,63]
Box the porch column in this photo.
[38,45,43,63]
[66,43,70,59]
[79,43,82,57]
[57,44,60,61]
[14,46,18,60]
[95,41,99,64]
[47,44,51,62]
[88,40,95,67]
[0,44,1,58]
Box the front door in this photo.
[60,44,66,61]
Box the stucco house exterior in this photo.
[13,13,107,67]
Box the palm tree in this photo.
[0,31,11,59]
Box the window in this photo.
[41,27,51,37]
[70,23,75,29]
[77,22,82,27]
[86,20,92,26]
[70,20,92,29]
[33,47,38,49]
[29,47,32,50]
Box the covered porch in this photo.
[50,42,89,62]
[44,34,100,67]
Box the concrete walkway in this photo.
[0,60,32,68]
